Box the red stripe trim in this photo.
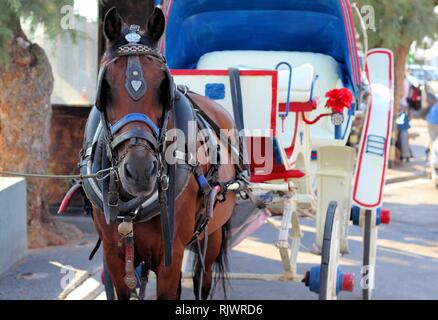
[339,0,354,82]
[353,49,393,208]
[271,71,278,136]
[279,101,317,113]
[171,69,277,77]
[250,169,305,183]
[340,0,361,86]
[160,0,174,52]
[171,69,278,136]
[345,0,362,85]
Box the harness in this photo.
[80,25,250,293]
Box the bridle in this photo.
[95,25,176,267]
[95,29,173,215]
[95,27,174,165]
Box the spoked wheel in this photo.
[102,259,116,300]
[362,209,377,300]
[319,201,342,300]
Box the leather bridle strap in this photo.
[110,128,159,151]
[157,107,175,268]
[110,113,160,138]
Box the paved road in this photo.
[0,177,437,300]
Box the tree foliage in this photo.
[355,0,438,49]
[0,0,78,63]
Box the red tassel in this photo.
[325,88,354,113]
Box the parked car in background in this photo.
[408,64,438,94]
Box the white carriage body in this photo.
[173,50,354,158]
[164,0,394,299]
[353,49,394,209]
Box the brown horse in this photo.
[92,7,238,300]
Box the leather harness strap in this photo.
[228,68,245,131]
[110,113,160,137]
[181,89,249,178]
[110,128,158,151]
[228,68,251,175]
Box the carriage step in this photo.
[351,206,391,226]
[304,267,355,294]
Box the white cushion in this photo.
[277,64,315,103]
[197,50,339,105]
[235,63,315,103]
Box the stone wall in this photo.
[0,178,27,275]
[48,106,89,207]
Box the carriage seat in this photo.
[197,51,348,148]
[277,64,315,103]
[197,50,340,106]
[238,64,315,104]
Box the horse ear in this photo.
[104,7,123,42]
[146,7,166,44]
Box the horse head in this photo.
[97,7,173,198]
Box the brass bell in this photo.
[118,221,133,237]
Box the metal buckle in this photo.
[178,85,188,95]
[108,191,119,207]
[106,144,113,161]
[160,175,169,191]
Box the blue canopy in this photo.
[164,0,361,91]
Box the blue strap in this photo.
[196,175,210,192]
[110,113,160,137]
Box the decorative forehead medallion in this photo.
[125,25,141,43]
[125,56,147,101]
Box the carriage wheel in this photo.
[362,209,377,300]
[102,259,117,300]
[319,201,342,300]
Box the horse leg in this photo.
[193,228,224,300]
[101,243,134,300]
[155,245,185,300]
[176,273,183,300]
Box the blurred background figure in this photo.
[425,93,438,149]
[396,100,412,162]
[405,71,424,119]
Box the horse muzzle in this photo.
[118,148,158,196]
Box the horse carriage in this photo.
[161,0,394,300]
[70,0,394,300]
